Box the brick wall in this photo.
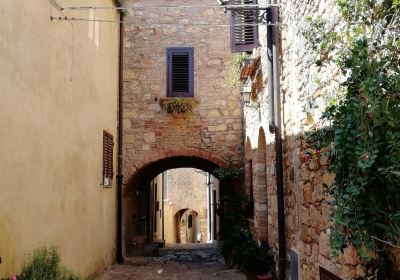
[121,0,245,254]
[122,0,244,181]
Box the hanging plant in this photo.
[159,98,199,114]
[304,0,400,264]
[226,53,252,88]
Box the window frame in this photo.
[230,0,259,53]
[167,47,194,98]
[103,130,114,187]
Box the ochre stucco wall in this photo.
[0,0,119,278]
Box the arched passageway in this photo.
[123,154,232,256]
[175,209,198,244]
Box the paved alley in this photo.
[96,257,246,280]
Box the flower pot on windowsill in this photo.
[159,97,199,114]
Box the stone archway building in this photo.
[121,0,244,255]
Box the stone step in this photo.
[158,243,223,263]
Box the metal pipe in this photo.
[208,174,212,241]
[116,2,124,264]
[272,2,286,280]
[266,0,275,133]
[162,172,165,241]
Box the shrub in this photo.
[8,245,81,280]
[217,195,275,274]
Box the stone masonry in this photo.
[243,0,400,279]
[122,0,244,181]
[121,0,244,255]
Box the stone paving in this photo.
[96,257,246,280]
[159,243,222,263]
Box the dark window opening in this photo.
[230,0,258,53]
[103,131,114,186]
[188,214,193,228]
[167,48,194,97]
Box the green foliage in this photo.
[356,253,400,279]
[160,98,198,114]
[226,53,252,88]
[304,0,400,262]
[304,126,334,150]
[10,245,81,280]
[214,166,241,181]
[217,195,275,274]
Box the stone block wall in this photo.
[243,0,400,279]
[122,0,244,183]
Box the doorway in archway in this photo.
[129,168,220,255]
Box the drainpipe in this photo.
[266,0,275,133]
[271,2,286,280]
[116,1,124,264]
[207,174,212,242]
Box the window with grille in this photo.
[167,47,194,97]
[103,131,114,186]
[230,0,258,53]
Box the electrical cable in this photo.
[50,16,278,26]
[60,4,281,11]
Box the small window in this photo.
[230,0,258,53]
[167,47,194,97]
[103,131,114,186]
[188,214,193,228]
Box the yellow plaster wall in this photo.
[0,0,119,278]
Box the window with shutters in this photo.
[103,131,114,186]
[230,0,258,53]
[167,47,194,97]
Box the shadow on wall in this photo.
[244,126,400,279]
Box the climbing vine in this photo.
[304,0,400,259]
[226,53,252,88]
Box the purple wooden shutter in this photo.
[167,48,194,97]
[230,0,258,53]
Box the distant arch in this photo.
[175,209,199,244]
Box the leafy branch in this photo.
[304,0,400,263]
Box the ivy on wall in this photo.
[304,0,400,261]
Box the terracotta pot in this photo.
[256,274,273,280]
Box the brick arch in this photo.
[257,127,267,161]
[124,149,230,194]
[245,136,253,161]
[253,127,268,241]
[122,149,231,254]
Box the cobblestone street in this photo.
[97,257,246,280]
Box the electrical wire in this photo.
[50,16,279,26]
[60,4,281,11]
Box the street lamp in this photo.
[241,88,251,104]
